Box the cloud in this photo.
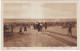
[3,3,31,18]
[3,2,77,19]
[42,3,77,19]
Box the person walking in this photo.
[19,26,22,34]
[11,24,14,32]
[24,25,27,34]
[67,24,72,37]
[40,23,42,31]
[44,22,47,30]
[37,23,41,32]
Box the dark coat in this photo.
[24,25,27,31]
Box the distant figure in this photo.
[24,25,27,34]
[11,24,14,32]
[19,26,22,33]
[37,23,42,32]
[33,23,35,29]
[36,22,39,29]
[40,23,43,31]
[31,25,33,29]
[44,22,47,30]
[67,24,72,37]
[34,23,37,29]
[4,25,9,34]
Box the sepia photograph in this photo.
[2,0,78,49]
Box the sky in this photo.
[3,1,77,19]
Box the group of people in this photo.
[34,22,47,32]
[19,22,47,33]
[19,22,73,37]
[4,24,14,32]
[19,25,27,34]
[4,22,73,37]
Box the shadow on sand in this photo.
[46,31,77,39]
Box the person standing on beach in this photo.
[19,26,22,34]
[67,24,72,37]
[37,23,41,32]
[11,24,14,33]
[24,25,27,34]
[44,22,47,30]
